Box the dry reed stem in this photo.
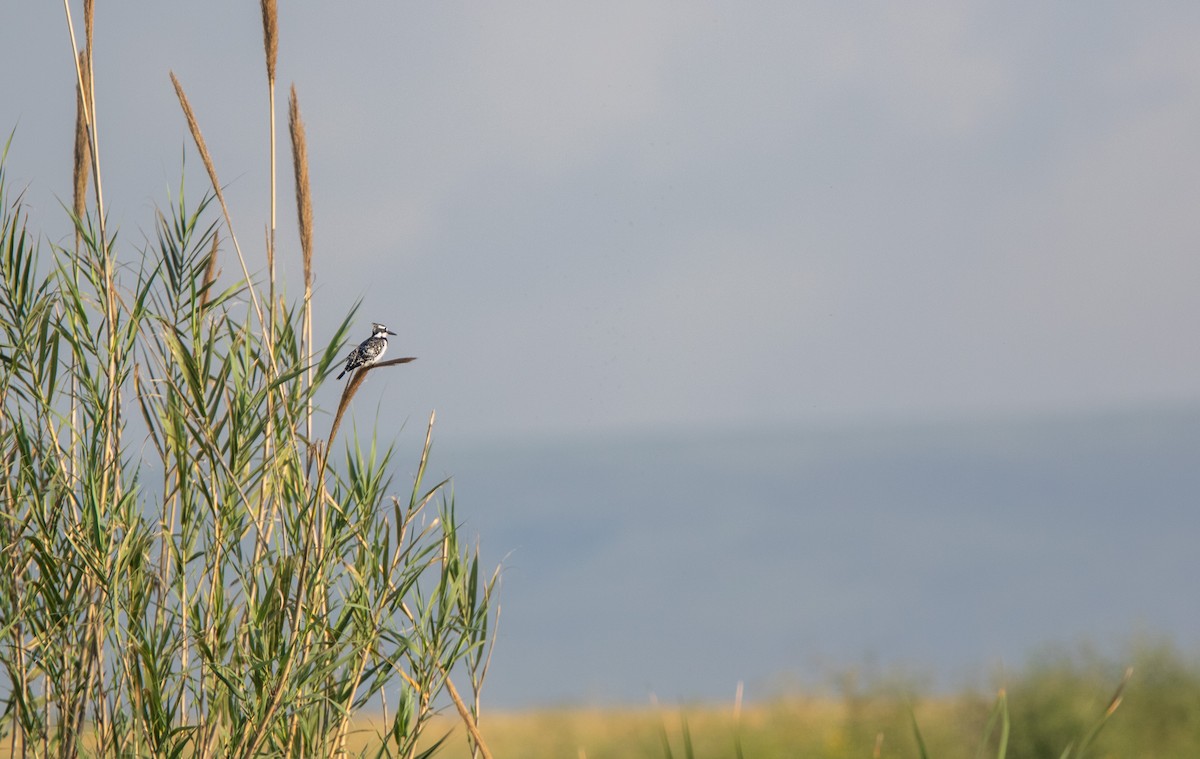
[302,352,412,756]
[443,668,495,759]
[255,0,281,607]
[61,15,120,748]
[259,4,278,466]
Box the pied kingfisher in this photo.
[336,323,397,379]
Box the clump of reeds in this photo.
[0,4,497,758]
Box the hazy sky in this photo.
[5,3,1200,441]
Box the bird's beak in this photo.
[388,329,397,336]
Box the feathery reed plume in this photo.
[288,86,313,289]
[81,0,95,230]
[169,71,269,346]
[260,0,278,85]
[170,74,223,223]
[72,51,91,246]
[63,0,105,248]
[260,0,278,239]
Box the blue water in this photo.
[429,406,1200,707]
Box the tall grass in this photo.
[0,3,497,757]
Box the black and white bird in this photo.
[336,323,397,379]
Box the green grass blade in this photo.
[908,699,931,759]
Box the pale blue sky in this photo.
[5,2,1200,442]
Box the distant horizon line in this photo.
[446,396,1200,448]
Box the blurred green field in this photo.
[390,642,1200,759]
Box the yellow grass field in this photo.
[348,695,1023,759]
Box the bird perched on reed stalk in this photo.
[336,323,396,379]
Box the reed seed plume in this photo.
[169,73,224,217]
[169,70,269,347]
[260,0,278,85]
[288,85,314,289]
[72,50,91,246]
[63,0,105,248]
[260,0,278,238]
